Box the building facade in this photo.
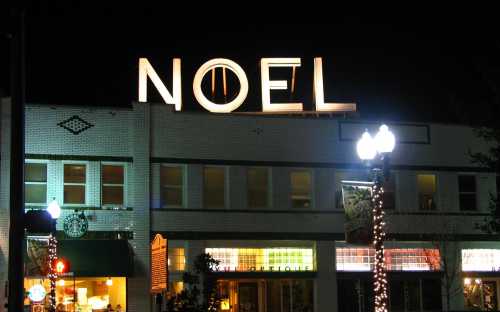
[1,98,499,312]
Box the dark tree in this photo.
[165,253,221,312]
[469,47,500,234]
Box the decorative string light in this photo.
[47,234,58,312]
[372,177,388,312]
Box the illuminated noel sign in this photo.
[138,57,356,113]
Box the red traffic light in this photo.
[53,258,70,274]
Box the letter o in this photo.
[193,58,249,113]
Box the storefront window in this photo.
[336,248,440,271]
[462,249,500,271]
[217,279,313,312]
[168,248,186,271]
[206,248,315,272]
[24,277,126,312]
[340,278,441,312]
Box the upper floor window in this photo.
[247,167,269,208]
[459,175,477,211]
[25,163,47,204]
[64,164,86,204]
[291,170,312,208]
[382,174,396,210]
[417,174,436,211]
[204,167,225,208]
[102,164,125,207]
[160,165,184,208]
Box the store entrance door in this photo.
[239,282,259,312]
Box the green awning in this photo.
[58,239,134,277]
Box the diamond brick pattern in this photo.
[57,115,94,135]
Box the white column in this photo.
[127,102,152,312]
[315,241,338,312]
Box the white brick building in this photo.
[1,98,499,311]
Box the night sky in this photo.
[1,6,499,124]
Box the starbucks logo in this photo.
[63,212,89,238]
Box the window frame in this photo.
[203,165,227,209]
[290,169,314,209]
[246,167,272,209]
[458,174,477,211]
[24,160,48,205]
[101,162,127,209]
[63,161,88,206]
[381,171,398,211]
[160,164,186,209]
[168,247,186,272]
[416,173,439,211]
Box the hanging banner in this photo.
[151,233,168,293]
[25,236,51,277]
[341,181,374,245]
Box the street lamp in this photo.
[46,199,60,312]
[356,124,395,312]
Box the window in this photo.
[102,164,124,207]
[168,248,186,271]
[459,175,476,211]
[204,167,225,208]
[64,164,86,204]
[160,165,184,208]
[462,249,500,271]
[382,174,396,210]
[417,174,437,210]
[336,248,441,272]
[247,168,269,208]
[205,248,314,272]
[291,170,312,208]
[25,163,47,204]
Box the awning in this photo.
[58,239,134,277]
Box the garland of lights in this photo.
[372,176,388,312]
[47,234,58,312]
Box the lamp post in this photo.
[356,124,395,312]
[46,199,61,312]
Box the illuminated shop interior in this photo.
[336,248,441,271]
[205,248,315,272]
[462,249,500,311]
[24,277,126,311]
[217,279,314,312]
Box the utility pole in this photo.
[7,8,25,312]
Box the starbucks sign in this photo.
[63,211,89,238]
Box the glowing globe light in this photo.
[56,260,65,273]
[106,278,113,286]
[28,284,46,302]
[374,124,396,154]
[356,130,377,160]
[47,199,61,219]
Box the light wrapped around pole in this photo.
[372,175,388,312]
[47,234,58,312]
